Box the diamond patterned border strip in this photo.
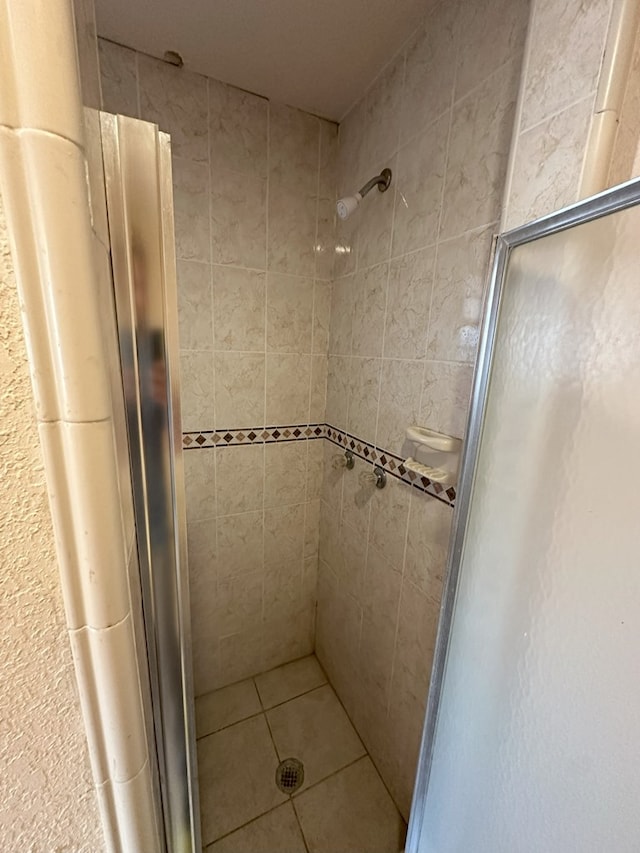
[182,423,455,507]
[182,424,327,449]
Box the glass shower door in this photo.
[101,113,200,853]
[408,181,640,852]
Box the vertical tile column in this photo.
[322,0,529,819]
[0,0,162,849]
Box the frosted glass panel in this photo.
[420,205,640,852]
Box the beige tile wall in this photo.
[98,39,336,694]
[502,0,616,228]
[319,0,530,819]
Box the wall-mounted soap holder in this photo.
[402,425,462,486]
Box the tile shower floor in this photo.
[196,655,407,852]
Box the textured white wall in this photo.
[0,194,104,850]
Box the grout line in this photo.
[202,801,288,849]
[289,796,311,853]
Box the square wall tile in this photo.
[180,351,214,431]
[138,54,208,162]
[375,358,423,456]
[269,102,320,194]
[215,444,264,515]
[263,560,304,621]
[439,58,518,241]
[334,212,358,278]
[211,169,267,269]
[455,0,529,102]
[328,276,355,356]
[309,355,328,424]
[173,157,211,262]
[255,655,326,709]
[268,185,317,277]
[357,161,396,269]
[304,500,321,556]
[216,571,264,636]
[264,441,308,509]
[325,356,349,431]
[197,715,286,844]
[184,448,216,523]
[192,630,220,698]
[218,625,264,688]
[265,353,311,424]
[392,114,448,258]
[209,79,268,178]
[319,119,339,199]
[347,357,381,447]
[262,605,315,672]
[177,260,212,351]
[196,679,261,738]
[187,519,217,599]
[351,263,388,358]
[266,273,314,353]
[315,196,336,281]
[427,226,494,363]
[264,503,305,566]
[340,454,373,539]
[395,577,439,688]
[312,281,332,354]
[504,96,593,230]
[214,352,265,429]
[520,0,609,132]
[404,491,452,603]
[420,360,473,438]
[306,440,324,501]
[216,511,264,579]
[212,266,265,352]
[266,684,365,791]
[364,50,405,167]
[384,246,435,360]
[369,474,411,572]
[98,39,138,117]
[401,4,457,143]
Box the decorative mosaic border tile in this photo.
[183,423,455,506]
[324,426,456,507]
[182,423,326,448]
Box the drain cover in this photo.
[276,757,304,794]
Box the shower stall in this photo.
[84,0,640,849]
[95,0,532,848]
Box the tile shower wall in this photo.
[318,0,529,818]
[98,38,336,694]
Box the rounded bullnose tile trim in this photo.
[0,0,84,143]
[69,615,149,785]
[0,127,112,422]
[38,420,131,631]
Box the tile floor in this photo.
[196,655,407,852]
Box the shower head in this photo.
[336,168,392,220]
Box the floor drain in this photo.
[276,757,304,794]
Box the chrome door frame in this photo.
[405,176,640,852]
[101,112,201,853]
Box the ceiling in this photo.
[95,0,426,121]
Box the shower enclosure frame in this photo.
[405,175,640,852]
[101,112,201,853]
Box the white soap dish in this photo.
[402,426,462,487]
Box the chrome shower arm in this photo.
[358,168,393,198]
